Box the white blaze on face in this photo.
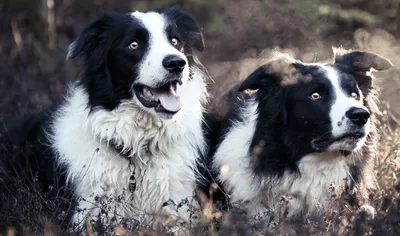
[131,12,189,87]
[321,66,370,138]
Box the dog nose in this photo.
[162,55,186,73]
[345,107,370,126]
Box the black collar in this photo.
[110,140,133,160]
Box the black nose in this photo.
[162,55,186,73]
[345,107,370,126]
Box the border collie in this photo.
[1,7,209,234]
[201,48,392,226]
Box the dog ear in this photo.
[66,11,117,60]
[163,6,205,52]
[238,54,301,92]
[238,65,275,92]
[333,47,393,73]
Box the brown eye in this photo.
[311,92,321,100]
[128,41,139,50]
[351,92,358,100]
[171,37,179,46]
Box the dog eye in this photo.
[351,92,358,100]
[128,41,139,50]
[310,92,321,100]
[171,37,179,46]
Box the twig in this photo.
[6,227,16,236]
[85,216,95,236]
[47,0,56,49]
[388,110,400,127]
[10,20,23,53]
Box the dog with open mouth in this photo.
[200,47,392,228]
[1,7,209,235]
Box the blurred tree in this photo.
[3,0,50,49]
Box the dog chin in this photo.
[326,136,367,152]
[153,110,180,119]
[312,133,367,153]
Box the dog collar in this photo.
[110,141,137,193]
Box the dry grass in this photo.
[2,118,398,235]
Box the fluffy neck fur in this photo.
[51,67,207,179]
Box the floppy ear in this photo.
[238,54,300,92]
[66,11,118,60]
[238,65,275,92]
[333,47,393,73]
[163,6,205,52]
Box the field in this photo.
[0,0,399,235]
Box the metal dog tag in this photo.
[129,172,136,193]
[128,159,137,193]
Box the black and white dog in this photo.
[1,7,209,233]
[202,48,392,224]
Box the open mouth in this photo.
[133,80,182,115]
[312,132,365,151]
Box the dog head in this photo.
[239,48,392,154]
[67,7,204,119]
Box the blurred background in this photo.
[0,0,400,234]
[1,0,400,123]
[1,0,400,122]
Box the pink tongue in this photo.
[153,90,181,112]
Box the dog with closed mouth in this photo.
[1,6,209,234]
[200,48,392,226]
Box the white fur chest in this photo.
[212,100,264,211]
[271,153,350,216]
[49,79,206,227]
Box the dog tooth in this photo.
[143,87,153,98]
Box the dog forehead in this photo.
[319,65,356,98]
[319,65,340,85]
[291,64,335,87]
[323,64,361,93]
[130,11,167,39]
